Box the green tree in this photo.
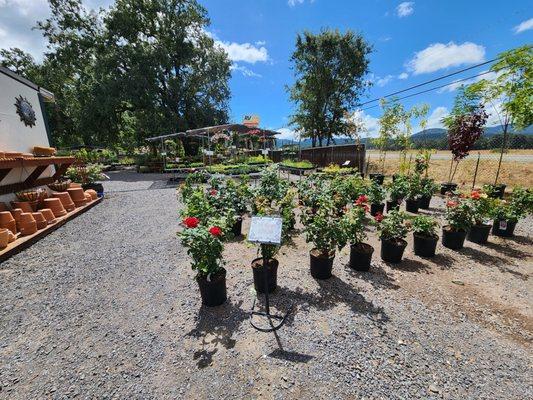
[467,45,533,184]
[288,29,372,147]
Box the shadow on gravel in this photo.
[502,234,533,246]
[425,253,455,270]
[275,276,389,326]
[482,241,531,259]
[389,258,431,273]
[186,300,248,369]
[268,331,314,363]
[346,264,400,291]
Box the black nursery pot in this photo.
[196,269,227,307]
[232,217,243,237]
[386,200,400,213]
[488,184,506,199]
[349,243,374,271]
[310,249,335,279]
[467,223,491,244]
[370,173,385,185]
[380,238,407,263]
[405,198,419,213]
[442,226,467,250]
[413,233,438,257]
[82,182,104,196]
[440,182,458,195]
[370,203,385,217]
[251,258,278,293]
[491,219,517,237]
[418,195,432,209]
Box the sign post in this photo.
[247,216,292,332]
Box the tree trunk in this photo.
[494,121,509,185]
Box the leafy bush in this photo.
[246,155,273,165]
[375,210,410,241]
[420,178,438,198]
[255,165,288,202]
[444,197,474,231]
[280,159,314,169]
[467,190,495,225]
[367,180,385,204]
[341,197,369,245]
[387,175,409,202]
[65,164,106,184]
[411,215,439,238]
[490,187,533,222]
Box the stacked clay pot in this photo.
[0,228,9,249]
[0,211,16,234]
[53,192,76,212]
[32,212,48,230]
[67,187,87,207]
[42,198,67,218]
[85,189,98,200]
[19,213,37,236]
[10,208,23,228]
[69,182,82,189]
[40,208,56,224]
[0,202,7,212]
[11,201,34,213]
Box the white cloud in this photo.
[231,64,262,78]
[438,70,499,93]
[276,128,298,140]
[406,41,485,75]
[215,41,268,64]
[288,0,304,6]
[396,2,414,18]
[255,40,266,46]
[376,75,394,87]
[426,106,448,129]
[513,18,533,34]
[398,72,408,80]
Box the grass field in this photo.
[366,150,533,189]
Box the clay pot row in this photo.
[0,207,58,241]
[0,228,16,249]
[67,188,87,207]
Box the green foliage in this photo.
[288,29,372,147]
[179,224,224,277]
[411,215,439,237]
[245,155,273,165]
[406,174,422,200]
[420,178,438,198]
[375,210,410,241]
[341,203,369,245]
[387,175,409,202]
[490,187,533,222]
[301,196,347,255]
[280,159,314,169]
[65,164,105,184]
[367,180,385,204]
[444,198,474,231]
[467,191,495,225]
[255,165,289,202]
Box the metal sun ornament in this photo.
[14,95,36,127]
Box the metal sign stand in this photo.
[248,216,292,332]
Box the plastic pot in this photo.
[251,257,278,293]
[386,200,400,213]
[487,184,506,199]
[349,243,374,271]
[310,249,335,280]
[405,198,419,213]
[442,226,467,250]
[418,195,431,209]
[380,238,407,263]
[440,183,458,195]
[370,203,385,217]
[467,223,491,244]
[491,219,516,237]
[196,269,227,307]
[413,233,438,257]
[369,173,385,185]
[232,217,243,237]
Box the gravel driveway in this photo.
[1,171,531,399]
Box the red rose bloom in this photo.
[470,191,480,200]
[209,226,222,236]
[446,200,458,208]
[183,217,200,228]
[355,195,368,206]
[374,212,384,222]
[210,189,217,196]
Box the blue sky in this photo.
[1,0,532,139]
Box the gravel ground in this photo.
[0,171,532,399]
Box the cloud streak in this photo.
[396,2,414,18]
[513,18,533,34]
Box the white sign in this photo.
[204,150,214,156]
[261,149,269,155]
[248,216,283,245]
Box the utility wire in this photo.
[359,69,497,112]
[357,58,498,107]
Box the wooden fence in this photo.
[299,144,366,170]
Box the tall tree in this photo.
[288,29,372,147]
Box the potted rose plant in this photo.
[466,190,494,244]
[442,197,473,250]
[301,196,347,279]
[411,215,439,257]
[386,175,408,213]
[405,175,422,213]
[419,178,438,209]
[490,187,532,237]
[179,217,226,307]
[375,210,410,263]
[342,195,373,271]
[367,181,385,216]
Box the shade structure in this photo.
[145,124,278,142]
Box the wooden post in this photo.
[472,152,481,190]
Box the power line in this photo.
[359,69,496,112]
[357,58,499,108]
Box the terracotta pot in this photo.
[0,202,7,212]
[19,220,37,236]
[0,211,17,234]
[67,188,87,207]
[85,189,98,200]
[32,212,47,230]
[48,180,71,192]
[7,231,16,243]
[10,208,23,224]
[84,193,92,203]
[40,208,57,224]
[19,212,36,225]
[69,182,82,188]
[0,228,9,249]
[52,192,76,212]
[11,201,35,213]
[42,198,67,218]
[15,190,40,202]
